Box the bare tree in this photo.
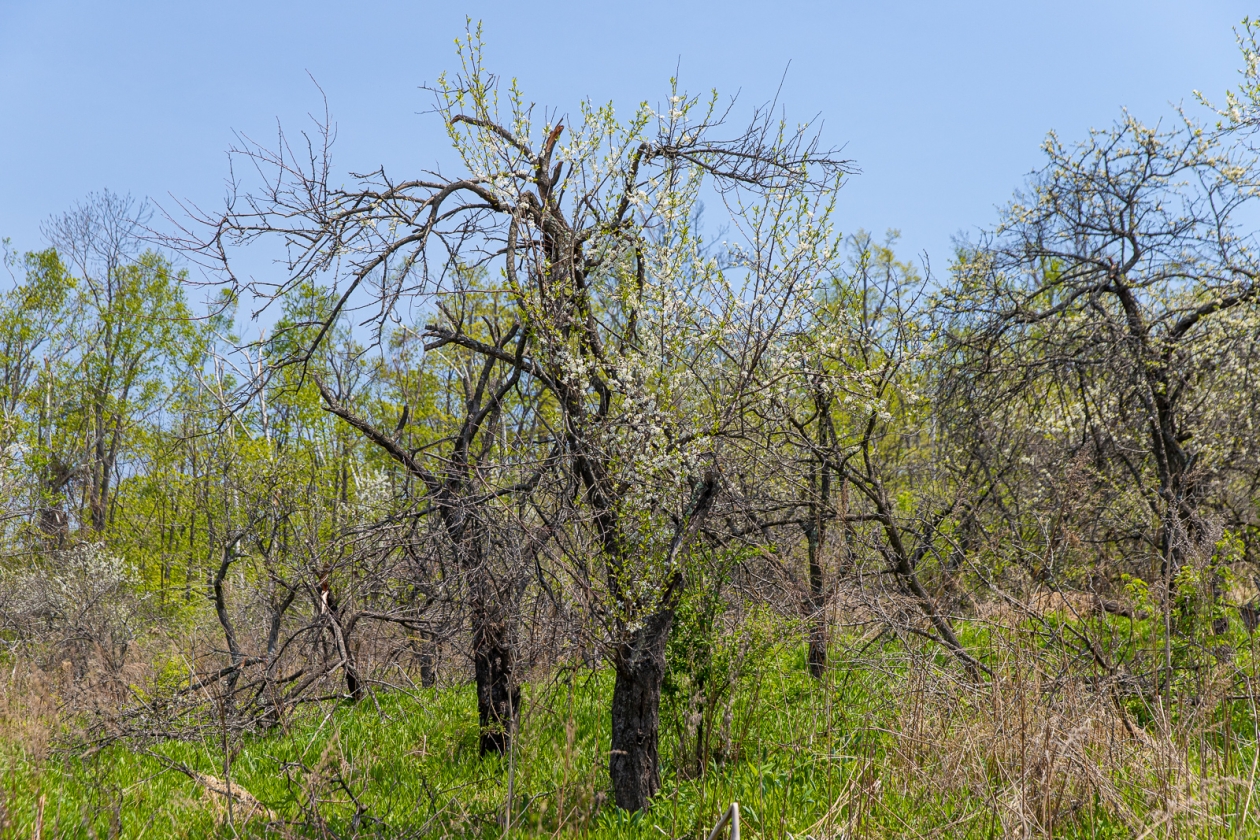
[311,294,540,754]
[775,233,987,679]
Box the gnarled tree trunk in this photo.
[472,593,519,755]
[609,609,673,811]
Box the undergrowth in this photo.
[2,619,1258,839]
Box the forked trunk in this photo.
[609,609,673,811]
[322,585,363,703]
[472,599,519,756]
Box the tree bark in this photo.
[805,385,833,679]
[472,595,519,755]
[313,376,523,753]
[321,581,363,703]
[806,523,827,679]
[609,609,673,811]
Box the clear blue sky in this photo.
[0,0,1252,282]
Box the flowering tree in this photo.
[942,110,1260,641]
[193,30,849,808]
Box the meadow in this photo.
[3,610,1255,839]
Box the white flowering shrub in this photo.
[0,542,143,673]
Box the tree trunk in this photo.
[472,597,518,756]
[806,389,833,680]
[414,630,437,688]
[261,585,296,729]
[806,528,827,679]
[321,581,363,703]
[609,609,673,811]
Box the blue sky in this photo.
[0,0,1252,288]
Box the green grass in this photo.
[0,632,1250,839]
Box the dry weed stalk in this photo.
[849,609,1260,838]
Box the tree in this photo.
[944,111,1260,634]
[0,246,74,538]
[778,233,987,679]
[190,30,850,808]
[35,192,200,535]
[313,282,541,754]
